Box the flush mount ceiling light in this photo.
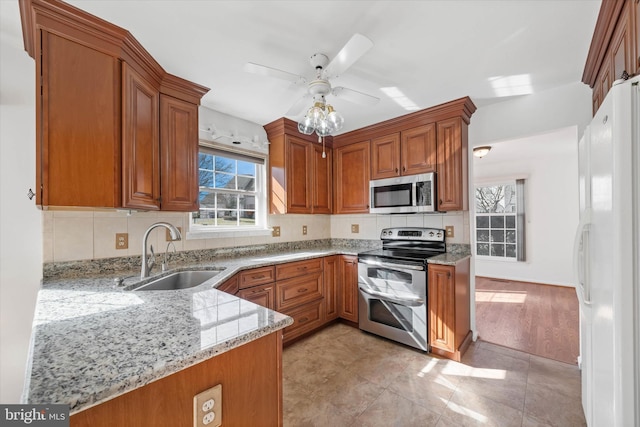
[473,146,492,158]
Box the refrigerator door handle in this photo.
[573,209,592,305]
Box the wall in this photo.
[473,126,580,286]
[0,2,43,403]
[42,212,332,262]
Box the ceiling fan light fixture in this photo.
[297,116,315,135]
[326,105,344,132]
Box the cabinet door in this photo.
[38,31,121,208]
[286,136,312,213]
[334,141,371,214]
[611,1,634,82]
[338,255,359,322]
[436,118,468,211]
[323,256,339,321]
[428,264,455,354]
[237,283,275,310]
[312,144,333,213]
[371,133,400,179]
[122,63,160,210]
[159,95,199,211]
[217,275,239,295]
[401,124,437,175]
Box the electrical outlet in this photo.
[194,384,222,427]
[165,226,182,241]
[272,226,281,237]
[445,226,454,238]
[351,224,359,233]
[115,233,128,250]
[302,225,307,235]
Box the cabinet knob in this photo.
[402,166,406,172]
[395,168,398,173]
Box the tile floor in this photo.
[282,323,586,427]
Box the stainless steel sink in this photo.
[132,270,221,291]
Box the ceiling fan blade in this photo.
[324,33,373,79]
[332,86,380,106]
[243,62,307,85]
[286,94,312,116]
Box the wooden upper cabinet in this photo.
[22,0,209,210]
[313,144,333,214]
[583,0,639,114]
[160,95,199,211]
[285,136,312,213]
[334,140,370,214]
[371,125,436,179]
[265,119,332,215]
[437,117,468,212]
[401,124,437,175]
[371,133,401,179]
[38,31,121,208]
[122,63,160,210]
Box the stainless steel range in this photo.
[357,227,446,351]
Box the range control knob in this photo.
[429,231,434,236]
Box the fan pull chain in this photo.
[322,136,326,158]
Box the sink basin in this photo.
[132,270,220,291]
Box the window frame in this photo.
[186,143,271,239]
[474,179,525,262]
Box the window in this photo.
[475,180,525,261]
[191,146,267,231]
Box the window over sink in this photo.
[188,145,269,237]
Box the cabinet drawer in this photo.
[238,266,276,289]
[275,258,323,280]
[282,299,324,343]
[276,271,324,311]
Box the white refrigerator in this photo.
[574,75,639,427]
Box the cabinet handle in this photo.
[253,275,265,279]
[297,266,308,270]
[448,272,451,278]
[27,188,35,200]
[297,288,308,293]
[299,317,309,323]
[402,166,406,172]
[395,168,398,173]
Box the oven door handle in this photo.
[359,286,424,307]
[358,259,425,271]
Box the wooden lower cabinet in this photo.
[427,259,471,361]
[338,255,359,323]
[70,332,283,427]
[217,275,239,295]
[323,256,340,321]
[237,283,275,310]
[281,299,325,343]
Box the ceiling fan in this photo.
[244,33,380,136]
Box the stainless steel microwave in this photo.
[369,173,436,214]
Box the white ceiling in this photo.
[47,1,602,134]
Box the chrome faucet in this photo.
[141,222,181,279]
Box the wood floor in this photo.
[475,276,580,365]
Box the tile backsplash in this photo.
[42,210,469,262]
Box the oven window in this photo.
[373,184,412,207]
[366,267,412,283]
[369,299,414,332]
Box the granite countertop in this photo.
[23,245,366,414]
[24,241,469,414]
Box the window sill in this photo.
[186,227,273,240]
